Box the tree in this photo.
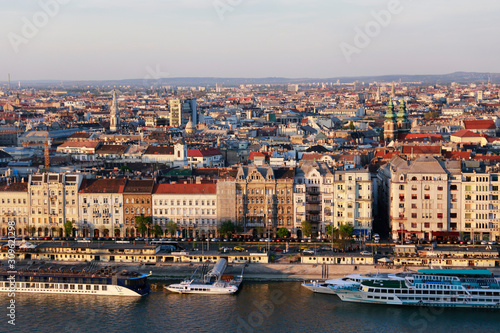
[301,221,312,238]
[114,228,120,237]
[153,224,163,238]
[277,227,290,239]
[64,220,73,237]
[339,223,355,250]
[135,215,152,237]
[219,220,236,238]
[339,223,354,239]
[348,121,355,130]
[166,221,178,237]
[326,225,339,240]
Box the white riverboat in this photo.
[0,267,150,297]
[333,269,500,308]
[165,258,243,295]
[302,272,408,295]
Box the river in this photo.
[1,281,498,332]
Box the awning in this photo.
[378,257,392,263]
[431,231,459,236]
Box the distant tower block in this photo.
[477,90,484,101]
[391,81,395,97]
[109,90,120,132]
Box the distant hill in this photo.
[3,72,499,88]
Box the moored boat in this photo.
[333,268,500,308]
[0,267,150,297]
[165,258,243,295]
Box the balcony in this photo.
[306,188,320,195]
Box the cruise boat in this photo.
[0,266,150,297]
[165,258,243,295]
[333,269,500,308]
[302,272,408,295]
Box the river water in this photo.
[1,281,498,333]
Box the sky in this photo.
[1,0,500,81]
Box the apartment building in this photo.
[235,166,294,237]
[29,173,82,237]
[78,178,126,238]
[0,181,29,236]
[152,181,218,238]
[123,179,154,237]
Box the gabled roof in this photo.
[451,129,484,138]
[123,179,155,194]
[443,151,471,160]
[0,181,28,192]
[144,146,174,155]
[187,148,222,157]
[79,179,127,193]
[153,182,216,195]
[408,156,446,174]
[58,141,100,149]
[463,119,496,130]
[401,145,441,155]
[96,144,128,155]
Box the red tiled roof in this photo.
[463,119,496,130]
[401,145,441,154]
[187,148,222,157]
[0,182,28,192]
[451,129,483,138]
[374,150,400,159]
[302,153,325,161]
[79,179,127,193]
[443,151,471,160]
[123,180,155,193]
[248,152,269,160]
[58,141,100,148]
[153,183,216,195]
[473,155,500,162]
[144,146,174,155]
[404,134,444,141]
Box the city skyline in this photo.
[1,0,500,81]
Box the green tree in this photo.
[114,228,120,237]
[277,227,290,239]
[135,215,153,237]
[153,224,163,238]
[64,220,73,237]
[326,225,339,240]
[301,221,312,238]
[166,221,178,237]
[219,220,236,238]
[339,223,355,250]
[339,223,354,239]
[348,121,355,130]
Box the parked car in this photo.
[273,247,284,252]
[302,248,315,255]
[481,241,488,245]
[234,246,245,252]
[360,251,372,256]
[488,241,497,245]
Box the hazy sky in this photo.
[1,0,500,80]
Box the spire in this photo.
[385,98,396,119]
[397,99,408,119]
[109,89,120,132]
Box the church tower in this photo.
[396,100,410,139]
[384,99,398,143]
[109,90,120,133]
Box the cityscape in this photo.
[0,78,499,244]
[2,1,500,332]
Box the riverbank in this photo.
[7,259,500,282]
[125,262,410,281]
